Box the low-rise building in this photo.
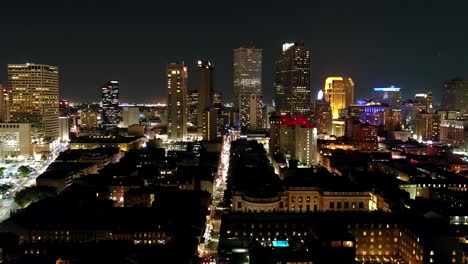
[70,135,145,151]
[0,123,32,160]
[36,162,98,192]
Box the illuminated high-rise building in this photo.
[275,42,311,115]
[240,94,263,130]
[167,62,188,141]
[233,46,262,110]
[8,63,59,139]
[372,86,402,109]
[196,60,219,140]
[312,91,332,135]
[414,92,433,113]
[415,111,441,142]
[197,60,214,130]
[0,85,11,123]
[187,90,198,125]
[213,92,223,137]
[234,46,262,129]
[441,79,468,113]
[324,77,354,119]
[100,80,121,128]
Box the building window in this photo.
[330,202,334,209]
[359,202,364,208]
[237,202,242,209]
[307,196,310,202]
[337,202,342,209]
[279,202,284,208]
[344,202,349,209]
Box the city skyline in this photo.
[1,1,468,104]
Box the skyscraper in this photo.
[196,60,219,140]
[372,86,402,109]
[0,86,11,123]
[240,94,263,130]
[441,78,468,113]
[324,77,354,119]
[313,98,332,135]
[8,63,59,139]
[100,80,121,128]
[187,90,198,125]
[274,42,311,115]
[415,111,441,142]
[197,60,214,130]
[233,46,262,129]
[414,92,433,113]
[167,62,188,141]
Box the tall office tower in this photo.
[441,79,459,110]
[240,94,263,131]
[275,42,311,115]
[294,125,318,165]
[0,86,11,122]
[415,111,441,142]
[197,60,214,130]
[213,92,223,136]
[313,99,332,135]
[8,63,60,139]
[167,63,188,141]
[100,80,121,128]
[442,78,468,113]
[233,46,262,110]
[202,108,218,141]
[122,107,140,128]
[187,90,198,125]
[414,92,433,113]
[372,86,402,109]
[196,60,218,140]
[324,77,354,119]
[269,113,282,155]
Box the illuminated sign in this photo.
[373,87,400,92]
[272,240,289,247]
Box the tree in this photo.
[17,166,32,178]
[0,183,12,195]
[14,186,58,208]
[0,167,6,177]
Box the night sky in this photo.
[1,0,468,104]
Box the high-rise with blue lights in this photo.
[372,86,402,110]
